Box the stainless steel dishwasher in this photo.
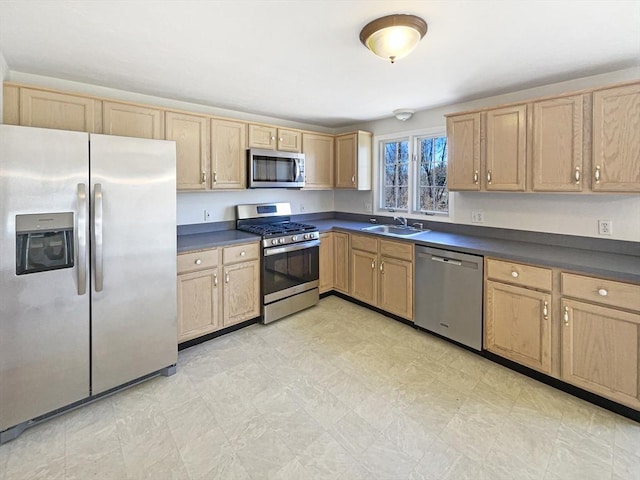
[415,246,484,350]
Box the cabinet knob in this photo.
[511,271,519,278]
[380,261,384,273]
[473,170,479,184]
[201,171,207,184]
[352,175,356,185]
[271,136,276,141]
[214,273,218,287]
[543,300,548,320]
[279,137,283,142]
[195,259,202,265]
[563,306,569,326]
[598,288,608,297]
[225,272,230,284]
[594,165,601,183]
[574,166,581,184]
[213,172,218,184]
[487,170,492,184]
[371,259,376,269]
[240,251,246,257]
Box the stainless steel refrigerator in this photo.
[0,125,177,443]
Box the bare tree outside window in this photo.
[383,140,409,210]
[417,136,448,213]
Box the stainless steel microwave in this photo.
[247,149,305,188]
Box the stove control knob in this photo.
[271,239,277,245]
[279,238,285,244]
[291,236,298,242]
[303,234,309,240]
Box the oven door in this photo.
[263,240,319,304]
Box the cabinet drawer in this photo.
[486,258,552,291]
[351,234,378,253]
[380,239,412,261]
[177,249,218,274]
[223,243,260,264]
[562,273,640,312]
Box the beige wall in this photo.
[335,67,640,242]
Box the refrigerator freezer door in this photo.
[89,134,177,395]
[0,125,90,431]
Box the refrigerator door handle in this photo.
[77,183,88,295]
[94,183,104,292]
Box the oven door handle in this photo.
[264,239,320,256]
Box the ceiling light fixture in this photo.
[393,109,415,121]
[359,14,428,64]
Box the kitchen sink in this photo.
[361,225,426,237]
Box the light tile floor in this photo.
[1,296,639,479]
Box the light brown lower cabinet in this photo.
[177,242,260,343]
[350,234,413,320]
[485,280,552,374]
[319,232,335,294]
[333,232,350,294]
[560,271,640,410]
[561,299,640,410]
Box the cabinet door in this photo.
[177,269,220,342]
[319,233,335,294]
[248,124,276,150]
[302,133,334,189]
[223,260,260,326]
[379,256,413,320]
[561,299,640,409]
[335,133,357,188]
[351,249,378,306]
[485,281,551,374]
[166,112,209,190]
[277,128,302,152]
[334,232,350,294]
[592,83,640,192]
[211,118,247,189]
[532,95,583,192]
[485,105,527,191]
[3,84,20,125]
[447,113,481,191]
[20,88,101,132]
[103,101,164,139]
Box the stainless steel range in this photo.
[237,202,319,324]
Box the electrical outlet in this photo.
[204,210,212,221]
[598,219,612,235]
[471,211,484,223]
[364,202,373,212]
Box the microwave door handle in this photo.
[293,158,300,181]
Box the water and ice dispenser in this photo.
[15,213,74,275]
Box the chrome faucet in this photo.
[393,216,408,227]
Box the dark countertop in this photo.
[178,219,640,283]
[314,220,640,284]
[177,230,260,253]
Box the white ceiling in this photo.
[1,0,639,127]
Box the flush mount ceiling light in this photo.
[359,14,428,63]
[393,109,415,121]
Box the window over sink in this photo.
[379,130,449,216]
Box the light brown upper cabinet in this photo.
[447,80,640,194]
[335,131,372,190]
[103,101,164,139]
[248,124,301,152]
[447,113,481,190]
[485,104,527,191]
[592,83,640,192]
[18,87,102,133]
[2,84,20,125]
[166,111,209,191]
[302,133,334,189]
[210,118,247,189]
[531,95,584,192]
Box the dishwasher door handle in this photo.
[431,256,463,266]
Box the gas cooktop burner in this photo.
[238,221,317,237]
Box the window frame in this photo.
[374,127,452,219]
